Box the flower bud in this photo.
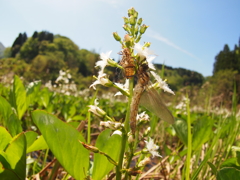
[123,24,131,34]
[135,35,141,43]
[143,42,151,48]
[80,142,100,153]
[140,24,149,34]
[134,26,139,36]
[137,18,143,25]
[128,7,135,17]
[133,11,138,19]
[129,15,136,26]
[123,17,129,24]
[113,32,121,42]
[107,58,123,69]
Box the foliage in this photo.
[213,43,240,75]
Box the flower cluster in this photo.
[85,7,175,177]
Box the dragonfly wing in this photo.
[140,88,174,124]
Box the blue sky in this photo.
[1,0,240,77]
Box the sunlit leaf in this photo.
[32,110,89,180]
[26,135,48,153]
[24,131,38,149]
[9,75,27,120]
[0,96,22,136]
[0,133,26,180]
[0,127,12,151]
[192,116,214,150]
[92,129,121,180]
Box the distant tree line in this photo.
[213,39,240,74]
[1,31,99,87]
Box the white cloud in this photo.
[147,29,201,61]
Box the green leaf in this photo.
[32,110,89,180]
[217,167,240,180]
[0,96,22,136]
[9,75,27,120]
[192,116,214,150]
[207,161,217,175]
[26,135,48,153]
[173,119,188,146]
[0,127,12,151]
[7,113,22,137]
[0,133,26,180]
[25,131,38,149]
[0,96,12,126]
[26,80,41,107]
[92,129,121,180]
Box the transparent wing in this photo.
[139,85,174,124]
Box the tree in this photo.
[213,43,240,75]
[11,32,28,57]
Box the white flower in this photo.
[114,79,129,96]
[150,71,175,95]
[112,130,122,136]
[100,121,123,130]
[95,51,112,74]
[88,99,106,118]
[59,70,66,76]
[136,111,150,122]
[89,73,112,90]
[144,138,162,158]
[134,43,156,70]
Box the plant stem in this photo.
[185,95,192,180]
[116,78,134,180]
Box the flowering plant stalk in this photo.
[87,7,174,180]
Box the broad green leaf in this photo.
[9,75,27,120]
[27,135,48,153]
[0,96,22,136]
[25,131,38,149]
[26,80,41,107]
[192,116,214,150]
[217,167,240,180]
[7,113,22,137]
[0,127,12,151]
[32,110,89,180]
[173,119,188,146]
[0,133,26,180]
[0,163,20,180]
[0,96,12,126]
[39,88,51,108]
[92,129,121,180]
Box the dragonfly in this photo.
[120,48,174,133]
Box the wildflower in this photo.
[100,121,123,130]
[136,111,150,123]
[128,132,134,143]
[114,79,129,96]
[95,51,121,74]
[143,127,151,136]
[88,99,106,118]
[112,130,122,136]
[134,43,156,70]
[144,138,162,158]
[150,71,175,95]
[55,70,70,84]
[95,51,112,73]
[89,73,113,90]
